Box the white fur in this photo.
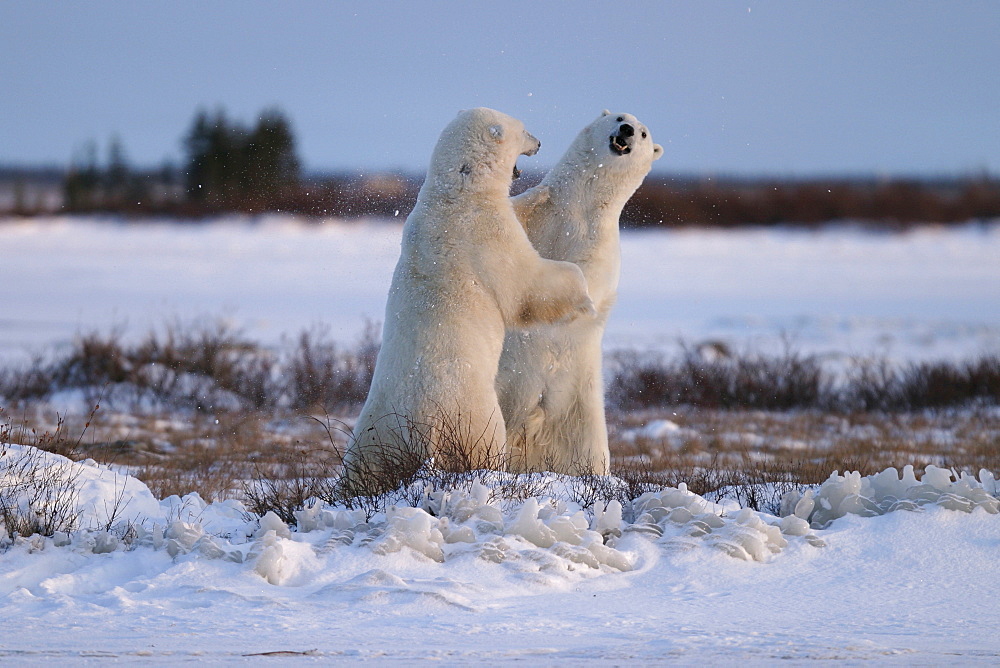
[497,111,663,475]
[345,108,595,484]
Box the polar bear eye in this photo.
[641,131,647,139]
[616,116,624,123]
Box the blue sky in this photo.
[2,1,998,176]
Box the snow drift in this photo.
[3,442,1000,661]
[3,442,997,572]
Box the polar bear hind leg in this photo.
[507,342,610,476]
[513,392,608,475]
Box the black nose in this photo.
[619,123,634,137]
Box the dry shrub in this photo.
[133,413,293,501]
[0,320,380,414]
[336,409,508,507]
[0,443,82,538]
[0,413,103,538]
[4,325,996,415]
[842,355,1000,411]
[242,442,344,524]
[287,323,379,411]
[609,345,827,411]
[609,347,1000,412]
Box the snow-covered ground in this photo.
[2,443,999,663]
[3,216,1000,662]
[1,216,999,364]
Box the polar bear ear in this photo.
[652,144,664,161]
[488,124,505,141]
[602,109,612,116]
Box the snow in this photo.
[2,442,1000,662]
[619,419,696,452]
[2,216,1000,660]
[1,216,999,364]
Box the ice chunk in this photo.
[794,490,816,520]
[936,493,975,513]
[707,537,752,561]
[507,498,556,548]
[293,502,326,533]
[695,512,726,529]
[374,506,445,562]
[906,484,943,504]
[443,524,476,544]
[979,469,997,496]
[668,507,694,525]
[90,531,120,554]
[470,479,491,506]
[623,522,663,538]
[837,494,882,518]
[779,489,801,518]
[641,506,670,523]
[546,515,584,545]
[727,526,770,561]
[779,515,810,536]
[922,465,954,491]
[591,500,623,536]
[256,511,292,539]
[685,521,712,537]
[474,504,503,524]
[196,536,228,560]
[251,532,285,584]
[52,531,72,547]
[790,464,1000,528]
[584,539,632,571]
[165,521,204,555]
[551,542,601,569]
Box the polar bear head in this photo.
[427,107,541,194]
[597,110,663,171]
[542,111,662,207]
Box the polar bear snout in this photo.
[514,133,541,179]
[609,123,634,155]
[522,132,541,157]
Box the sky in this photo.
[2,1,999,177]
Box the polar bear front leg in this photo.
[516,259,595,327]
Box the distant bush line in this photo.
[621,175,1000,228]
[3,167,1000,227]
[608,347,1000,413]
[1,323,997,414]
[1,103,999,225]
[0,322,378,414]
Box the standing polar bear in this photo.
[497,111,663,475]
[345,108,595,486]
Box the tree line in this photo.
[5,106,1000,225]
[62,107,300,214]
[183,108,299,208]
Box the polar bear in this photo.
[497,111,663,475]
[344,108,595,487]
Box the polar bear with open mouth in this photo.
[497,111,662,475]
